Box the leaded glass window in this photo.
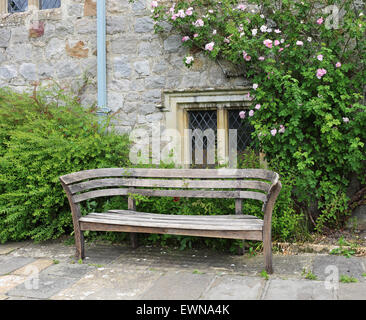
[8,0,28,12]
[40,0,60,9]
[188,110,217,168]
[228,109,255,152]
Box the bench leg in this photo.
[75,230,85,260]
[263,237,273,274]
[130,233,138,249]
[238,240,246,255]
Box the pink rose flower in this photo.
[239,111,246,119]
[185,7,193,16]
[317,17,324,25]
[336,62,342,68]
[193,19,204,27]
[316,68,327,79]
[279,125,285,134]
[263,39,273,48]
[249,110,254,117]
[342,117,350,123]
[185,56,194,64]
[255,104,261,110]
[151,1,158,8]
[278,47,284,52]
[182,36,190,42]
[296,40,304,46]
[205,42,215,51]
[274,40,280,46]
[193,33,199,38]
[270,128,277,136]
[317,54,323,61]
[258,56,265,61]
[253,83,258,90]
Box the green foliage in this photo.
[302,269,318,280]
[260,269,269,280]
[339,275,358,283]
[151,0,366,231]
[329,236,358,258]
[0,86,130,243]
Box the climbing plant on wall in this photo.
[151,0,366,230]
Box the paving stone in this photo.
[338,283,366,300]
[312,255,366,282]
[52,265,161,300]
[0,295,8,300]
[0,256,35,276]
[6,274,78,299]
[0,275,26,294]
[0,242,23,255]
[201,275,265,300]
[13,259,54,276]
[140,271,215,300]
[263,279,335,300]
[41,262,93,279]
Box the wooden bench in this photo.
[60,168,281,273]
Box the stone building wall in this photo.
[0,0,248,133]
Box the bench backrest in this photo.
[60,168,279,211]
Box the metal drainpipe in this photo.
[96,0,110,123]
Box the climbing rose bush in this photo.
[151,0,366,230]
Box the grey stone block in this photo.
[201,275,265,300]
[19,63,38,81]
[7,274,77,299]
[55,61,81,79]
[0,256,35,276]
[134,61,150,76]
[107,16,129,34]
[312,255,365,282]
[0,29,11,48]
[163,35,182,53]
[264,279,335,300]
[0,65,17,80]
[42,263,93,279]
[140,271,215,300]
[339,283,366,300]
[134,17,154,33]
[114,56,132,78]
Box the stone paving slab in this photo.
[0,256,35,276]
[12,259,54,276]
[140,270,215,300]
[312,255,366,282]
[6,274,79,299]
[200,275,265,300]
[41,262,94,279]
[0,275,26,295]
[52,265,163,300]
[0,242,25,255]
[263,279,335,300]
[338,283,366,300]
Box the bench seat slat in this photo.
[108,209,259,219]
[69,178,271,194]
[87,212,263,226]
[79,212,263,231]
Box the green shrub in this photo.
[0,86,130,242]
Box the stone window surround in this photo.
[162,89,266,167]
[0,0,58,13]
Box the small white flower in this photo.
[252,28,258,36]
[307,37,312,42]
[185,56,194,64]
[260,25,267,32]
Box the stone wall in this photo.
[0,0,247,133]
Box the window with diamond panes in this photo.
[228,109,255,153]
[40,0,60,9]
[8,0,28,12]
[188,110,217,168]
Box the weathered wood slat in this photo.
[73,189,129,203]
[72,188,268,203]
[108,209,259,220]
[60,168,276,184]
[79,221,263,241]
[69,178,271,194]
[85,212,263,227]
[79,216,263,231]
